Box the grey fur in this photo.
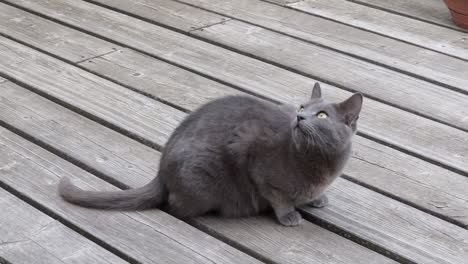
[59,83,363,226]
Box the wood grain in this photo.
[0,81,158,188]
[347,0,467,32]
[3,0,468,175]
[80,48,243,111]
[176,0,468,94]
[0,127,261,264]
[1,6,466,229]
[300,178,468,264]
[0,37,185,148]
[191,19,468,131]
[0,188,127,264]
[287,0,468,60]
[0,38,465,264]
[1,2,468,262]
[0,2,118,62]
[0,107,394,264]
[87,0,227,32]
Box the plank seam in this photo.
[1,3,466,177]
[0,0,467,243]
[124,214,218,264]
[355,131,467,177]
[187,219,278,264]
[341,175,467,229]
[343,0,468,33]
[262,0,468,63]
[186,25,468,133]
[0,117,131,190]
[0,183,139,264]
[0,71,162,150]
[188,18,233,33]
[79,0,468,132]
[6,27,467,180]
[0,75,461,263]
[4,0,467,136]
[0,122,273,264]
[75,49,120,64]
[0,0,275,103]
[173,0,468,96]
[300,211,417,264]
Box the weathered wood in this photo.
[0,37,185,148]
[6,1,468,133]
[0,188,127,264]
[0,127,261,264]
[80,0,468,131]
[87,0,227,32]
[300,179,468,264]
[1,81,456,263]
[3,0,468,175]
[0,118,395,264]
[349,136,468,227]
[286,0,468,60]
[176,0,468,93]
[1,81,463,264]
[348,0,467,32]
[0,81,158,187]
[0,5,468,262]
[0,2,118,62]
[1,8,466,230]
[191,19,468,131]
[80,49,242,111]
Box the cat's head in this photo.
[291,83,363,152]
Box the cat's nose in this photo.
[297,115,305,122]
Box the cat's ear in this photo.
[338,93,363,125]
[311,82,322,99]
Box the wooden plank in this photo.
[0,8,465,229]
[0,85,464,264]
[0,188,127,264]
[0,102,396,264]
[80,0,468,131]
[348,0,468,32]
[285,0,468,60]
[6,2,468,133]
[300,179,468,264]
[174,0,468,94]
[190,19,468,131]
[86,0,227,32]
[0,128,262,264]
[0,2,118,62]
[1,71,462,264]
[0,37,185,148]
[0,84,457,264]
[1,2,467,173]
[349,136,468,227]
[0,10,468,264]
[80,49,242,111]
[0,81,158,188]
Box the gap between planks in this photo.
[3,0,467,178]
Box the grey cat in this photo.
[59,83,362,226]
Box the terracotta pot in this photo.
[444,0,468,29]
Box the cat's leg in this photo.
[268,198,302,226]
[308,194,329,208]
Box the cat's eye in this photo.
[298,106,305,112]
[316,112,328,119]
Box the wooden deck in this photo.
[0,0,467,263]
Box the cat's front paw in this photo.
[278,211,302,226]
[308,195,329,208]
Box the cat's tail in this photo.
[58,176,166,210]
